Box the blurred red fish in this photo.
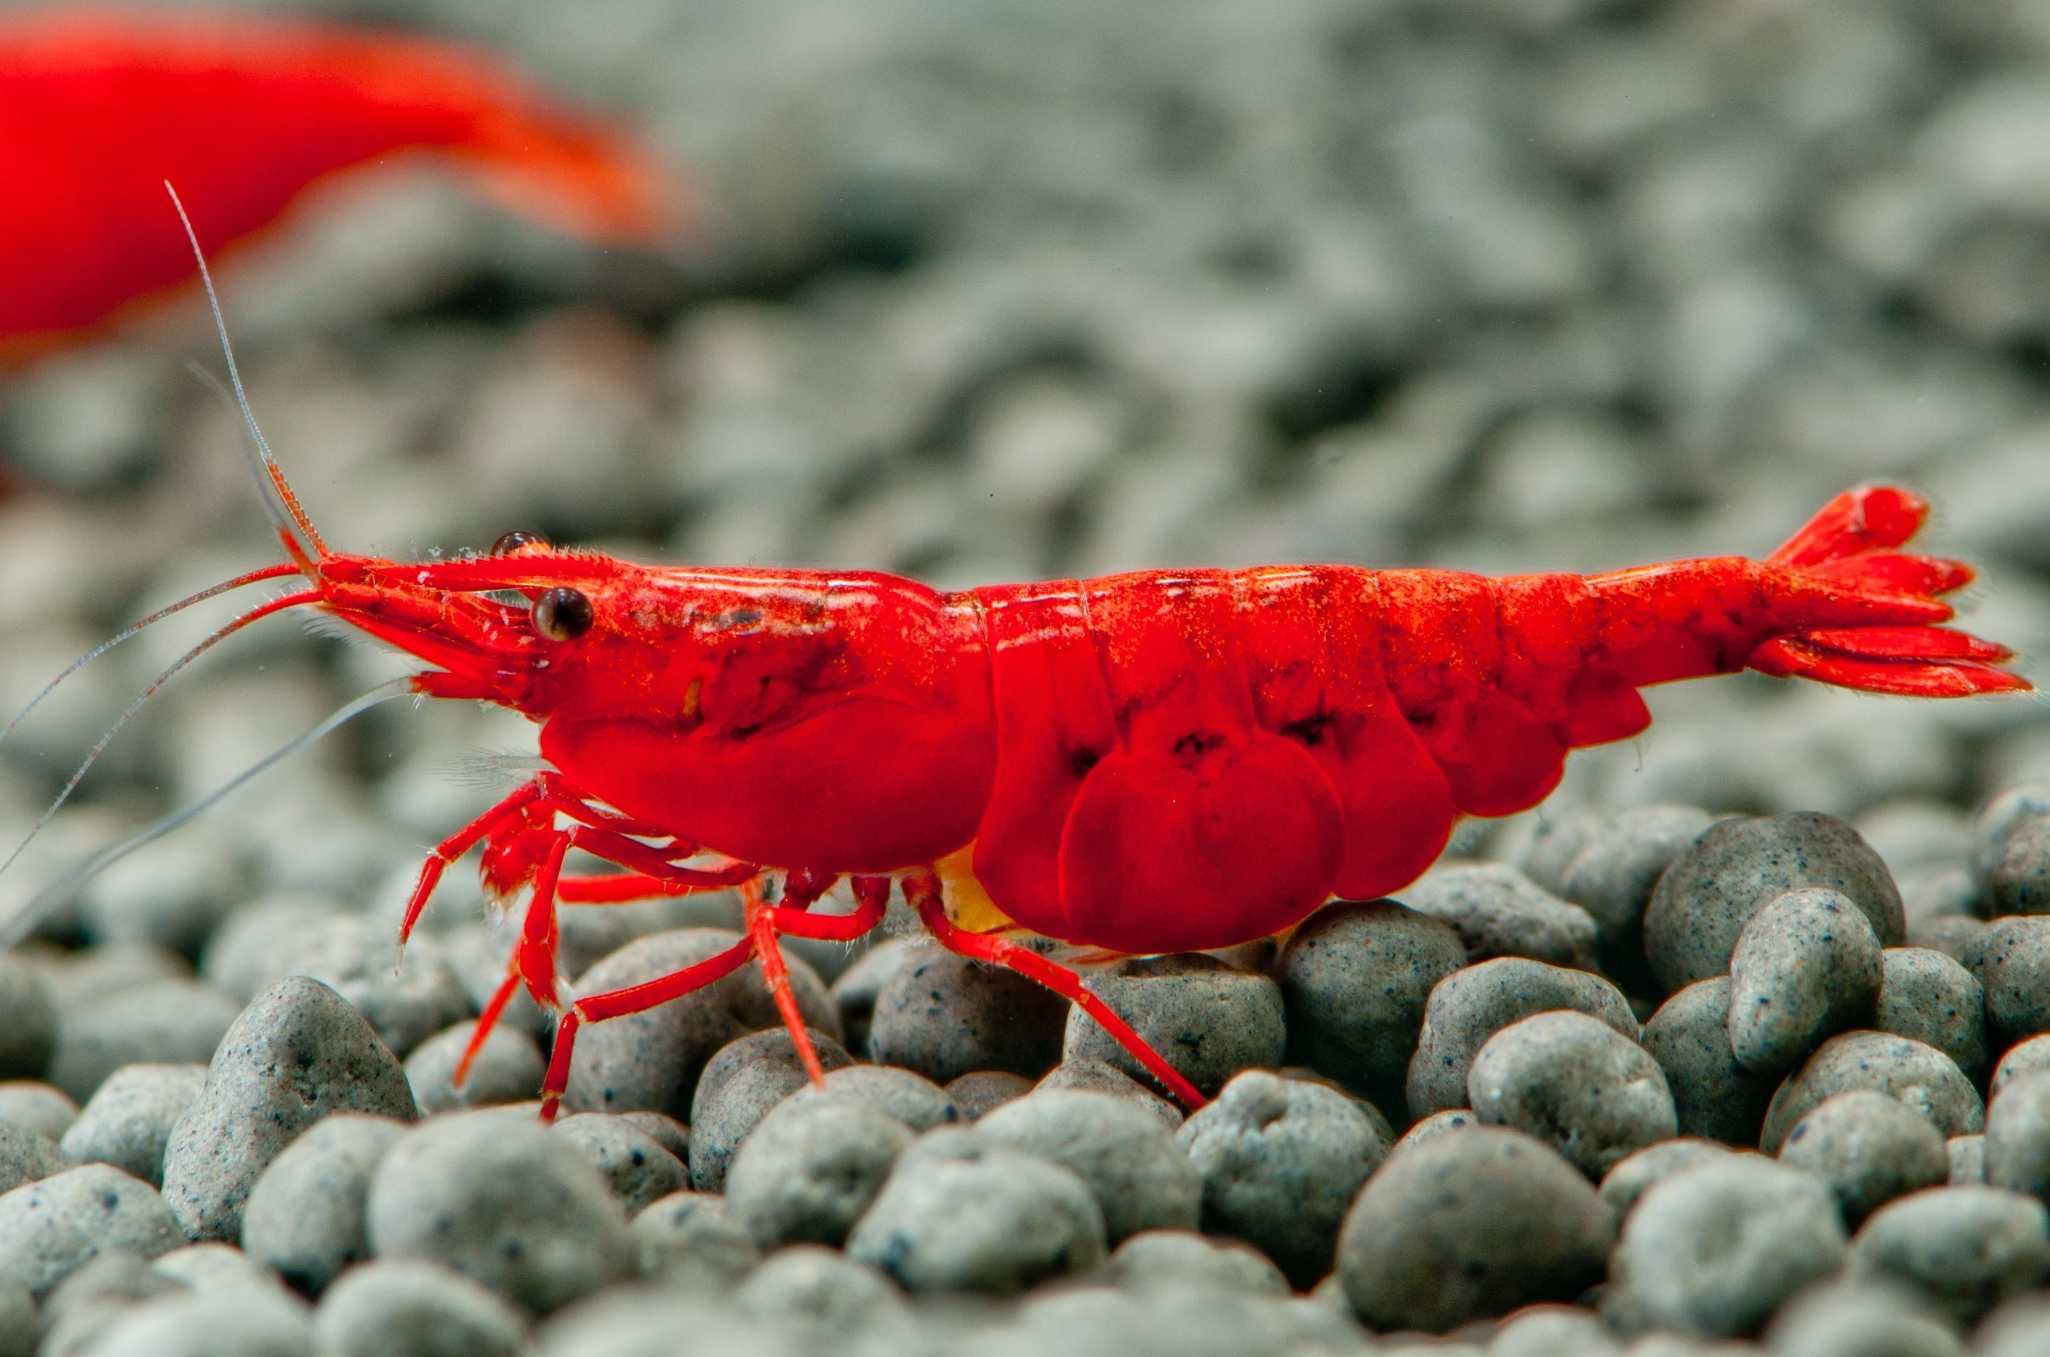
[0,9,680,363]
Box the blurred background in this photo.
[2,0,2048,946]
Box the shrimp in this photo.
[7,198,2032,1119]
[0,9,679,364]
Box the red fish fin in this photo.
[1752,485,2030,697]
[456,104,683,246]
[1055,735,1343,954]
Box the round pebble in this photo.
[1949,1134,1986,1185]
[945,1070,1033,1120]
[784,1063,963,1132]
[1761,1031,1983,1153]
[1392,1107,1478,1152]
[241,1113,407,1295]
[266,916,471,1058]
[724,1093,912,1250]
[845,1140,1107,1295]
[1974,917,2050,1043]
[76,1283,314,1357]
[1102,1230,1290,1297]
[1641,978,1780,1144]
[1986,813,2050,916]
[1978,1295,2050,1357]
[1726,888,1882,1073]
[1643,812,1904,993]
[868,942,1067,1081]
[1993,1035,2050,1100]
[0,1163,182,1300]
[828,938,916,1056]
[978,1088,1197,1245]
[614,1112,689,1163]
[58,1063,204,1187]
[1399,862,1599,970]
[1974,788,2050,889]
[1520,804,1611,895]
[1173,1069,1384,1285]
[1908,915,1986,965]
[630,1191,759,1291]
[1986,1073,2050,1204]
[1875,948,1988,1080]
[1406,956,1636,1117]
[0,1080,79,1140]
[0,956,56,1080]
[403,1021,547,1114]
[316,1259,528,1357]
[1489,1304,1623,1357]
[159,976,417,1242]
[150,1241,276,1293]
[1604,1158,1847,1338]
[550,1114,690,1215]
[1598,1138,1745,1220]
[47,978,238,1104]
[731,1244,909,1331]
[366,1110,638,1314]
[1851,1186,2050,1326]
[562,928,838,1120]
[1336,1126,1614,1333]
[685,1026,851,1191]
[1275,900,1466,1103]
[1468,1010,1677,1178]
[1556,803,1717,984]
[1763,1280,1965,1357]
[0,1122,60,1196]
[1033,1059,1182,1129]
[1063,953,1286,1100]
[1779,1089,1950,1225]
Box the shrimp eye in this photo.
[533,587,593,642]
[492,529,548,556]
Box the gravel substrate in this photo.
[7,0,2050,1352]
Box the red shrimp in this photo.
[10,204,2032,1118]
[0,9,678,364]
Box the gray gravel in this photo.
[1406,956,1636,1116]
[629,1191,758,1292]
[1399,862,1598,970]
[723,1092,911,1250]
[1850,1185,2050,1327]
[0,1081,78,1141]
[241,1114,406,1295]
[0,1122,60,1196]
[1761,1031,1984,1154]
[1778,1089,1950,1226]
[1986,1073,2050,1205]
[550,1113,690,1215]
[0,956,56,1080]
[977,1088,1198,1244]
[1598,1139,1746,1220]
[1726,888,1882,1073]
[1062,953,1287,1099]
[315,1259,528,1357]
[0,1164,182,1299]
[944,1069,1033,1120]
[867,942,1068,1081]
[47,979,239,1105]
[1976,917,2050,1045]
[1641,977,1783,1145]
[1467,1009,1677,1178]
[402,1020,547,1114]
[686,1026,850,1191]
[1875,947,1989,1080]
[58,1063,204,1187]
[1102,1230,1290,1297]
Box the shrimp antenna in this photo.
[0,585,322,890]
[0,562,302,758]
[163,180,328,562]
[0,677,411,946]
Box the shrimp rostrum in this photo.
[13,210,2033,1117]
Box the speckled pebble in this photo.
[1103,1229,1290,1297]
[563,929,839,1120]
[613,1111,688,1162]
[1642,978,1780,1144]
[240,1113,406,1295]
[1986,813,2050,916]
[402,1021,547,1114]
[1392,1107,1477,1152]
[1763,1280,1965,1357]
[1064,953,1286,1100]
[1779,1090,1950,1225]
[845,1139,1107,1295]
[629,1191,759,1291]
[0,1164,181,1299]
[868,942,1067,1081]
[150,1242,275,1293]
[1975,917,2050,1043]
[724,1092,912,1250]
[1850,1185,2050,1326]
[1985,1074,2050,1204]
[315,1259,528,1357]
[1557,803,1718,979]
[1599,1139,1745,1219]
[784,1062,963,1133]
[1727,888,1882,1073]
[1276,900,1466,1103]
[366,1110,637,1314]
[1762,1029,1983,1154]
[685,1026,851,1192]
[264,916,471,1058]
[1401,863,1599,970]
[1337,1127,1614,1332]
[1605,1158,1847,1338]
[1908,915,1986,965]
[1875,948,1987,1080]
[160,977,417,1242]
[1993,1035,2050,1100]
[1469,1010,1676,1178]
[1034,1059,1183,1129]
[828,938,916,1056]
[75,1283,315,1357]
[48,979,238,1104]
[945,1070,1033,1120]
[1173,1069,1384,1285]
[550,1114,689,1215]
[36,1249,178,1357]
[0,1080,78,1140]
[1489,1303,1623,1357]
[1644,812,1904,994]
[0,1123,60,1195]
[1948,1134,1985,1185]
[0,956,56,1080]
[1407,956,1636,1117]
[58,1064,204,1187]
[731,1244,909,1331]
[978,1088,1197,1244]
[1976,788,2050,888]
[1520,805,1612,896]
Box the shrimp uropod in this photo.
[8,197,2033,1119]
